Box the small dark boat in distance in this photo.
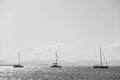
[50,63,62,68]
[13,52,24,68]
[50,50,62,68]
[93,65,108,68]
[13,64,24,68]
[94,47,108,69]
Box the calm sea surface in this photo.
[0,66,120,80]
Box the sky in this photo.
[0,0,120,63]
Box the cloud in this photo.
[102,43,120,50]
[16,43,78,54]
[56,42,78,50]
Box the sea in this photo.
[0,66,120,80]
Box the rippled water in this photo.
[0,66,120,80]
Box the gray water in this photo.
[0,66,120,80]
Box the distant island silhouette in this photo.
[0,60,120,66]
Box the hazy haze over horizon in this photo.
[0,0,120,63]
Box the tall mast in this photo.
[18,52,20,65]
[100,47,102,66]
[55,50,58,64]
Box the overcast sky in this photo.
[0,0,120,63]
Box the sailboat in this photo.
[94,47,108,69]
[50,50,62,68]
[13,52,24,68]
